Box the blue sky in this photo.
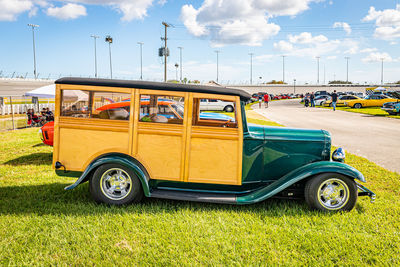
[1,0,400,84]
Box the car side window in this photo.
[60,90,131,120]
[139,95,184,124]
[192,98,237,128]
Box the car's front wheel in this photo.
[354,103,362,109]
[224,105,234,112]
[305,173,357,212]
[90,163,143,205]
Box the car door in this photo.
[199,99,209,111]
[185,94,243,185]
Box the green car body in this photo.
[63,101,375,205]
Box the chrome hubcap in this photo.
[100,168,132,200]
[318,178,349,210]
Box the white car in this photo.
[200,99,235,112]
[314,95,331,106]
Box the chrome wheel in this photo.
[317,178,349,210]
[100,168,132,200]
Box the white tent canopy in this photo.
[25,84,88,101]
[25,84,56,98]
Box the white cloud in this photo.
[288,32,328,44]
[362,5,400,40]
[327,55,337,60]
[360,48,377,53]
[362,52,393,63]
[273,33,358,58]
[254,54,275,62]
[180,0,320,46]
[273,40,294,52]
[333,22,351,35]
[0,0,33,21]
[46,3,86,20]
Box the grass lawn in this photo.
[0,118,399,265]
[319,105,400,119]
[0,117,27,131]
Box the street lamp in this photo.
[316,56,320,84]
[105,35,113,79]
[28,24,39,79]
[174,63,179,81]
[293,79,296,94]
[249,53,254,85]
[215,50,220,83]
[91,35,99,78]
[380,58,384,85]
[345,57,350,83]
[178,47,183,82]
[137,42,144,80]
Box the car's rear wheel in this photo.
[224,105,234,112]
[354,103,362,109]
[305,173,357,212]
[90,163,143,205]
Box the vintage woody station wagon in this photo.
[52,77,375,212]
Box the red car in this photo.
[39,121,54,146]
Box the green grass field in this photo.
[0,117,399,265]
[319,105,400,119]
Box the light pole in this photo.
[380,58,384,85]
[178,47,183,82]
[215,50,220,83]
[316,56,320,84]
[91,35,99,78]
[28,24,39,79]
[281,55,286,83]
[174,63,179,81]
[249,53,254,85]
[105,36,113,79]
[293,79,296,94]
[345,57,350,83]
[137,42,144,80]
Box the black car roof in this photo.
[55,77,251,101]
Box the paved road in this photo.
[254,99,400,174]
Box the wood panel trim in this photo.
[132,89,140,156]
[53,84,61,167]
[60,124,129,132]
[60,84,132,94]
[183,93,194,182]
[128,90,135,155]
[235,97,243,185]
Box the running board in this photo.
[149,189,237,204]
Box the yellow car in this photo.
[324,95,360,107]
[345,94,398,108]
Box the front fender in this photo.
[64,153,151,197]
[237,161,365,204]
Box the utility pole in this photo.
[28,24,39,79]
[178,47,183,82]
[345,57,350,83]
[91,35,99,78]
[105,36,113,79]
[281,55,286,83]
[137,42,144,80]
[316,56,320,84]
[293,79,296,94]
[162,22,170,82]
[215,50,220,83]
[249,53,254,85]
[381,58,384,85]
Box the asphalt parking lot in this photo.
[255,99,400,174]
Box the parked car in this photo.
[381,91,400,115]
[49,77,375,212]
[200,98,235,112]
[345,94,398,108]
[324,95,361,107]
[314,90,330,97]
[314,95,331,106]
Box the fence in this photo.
[0,96,54,131]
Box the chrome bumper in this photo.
[356,181,376,203]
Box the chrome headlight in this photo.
[332,148,345,162]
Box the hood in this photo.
[248,124,329,143]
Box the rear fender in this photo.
[237,161,365,204]
[64,153,151,197]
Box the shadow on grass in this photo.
[0,182,347,217]
[32,143,46,147]
[4,152,52,166]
